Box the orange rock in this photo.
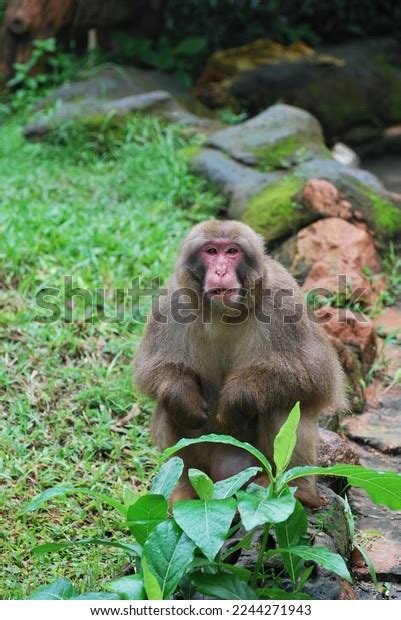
[301,179,353,220]
[316,306,377,373]
[299,217,383,305]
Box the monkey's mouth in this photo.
[208,287,236,299]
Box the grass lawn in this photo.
[0,114,221,598]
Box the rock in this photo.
[318,431,360,495]
[275,218,383,305]
[197,38,401,141]
[207,104,329,169]
[312,306,377,413]
[332,143,360,168]
[316,307,377,374]
[349,487,401,582]
[190,149,283,219]
[235,157,400,243]
[301,532,355,600]
[311,484,352,558]
[24,91,217,141]
[295,159,401,238]
[24,65,219,140]
[194,39,343,108]
[33,66,196,112]
[342,395,401,455]
[239,173,311,242]
[318,430,360,468]
[300,179,353,220]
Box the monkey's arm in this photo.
[134,315,208,430]
[216,349,343,431]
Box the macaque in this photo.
[134,221,346,508]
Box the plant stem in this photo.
[251,523,271,589]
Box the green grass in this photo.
[0,114,221,598]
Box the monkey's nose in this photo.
[7,17,30,36]
[215,266,227,277]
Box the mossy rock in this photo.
[253,134,331,171]
[295,159,401,239]
[207,103,328,169]
[226,40,401,140]
[241,174,311,241]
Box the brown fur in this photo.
[134,221,347,508]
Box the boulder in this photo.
[24,90,216,140]
[190,148,283,220]
[343,394,401,455]
[318,429,360,495]
[207,103,329,169]
[315,306,378,412]
[294,159,401,238]
[318,429,360,468]
[24,65,219,140]
[275,218,383,305]
[316,307,377,374]
[196,38,401,141]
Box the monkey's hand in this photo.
[216,374,261,432]
[159,367,208,430]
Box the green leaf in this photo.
[142,556,163,600]
[190,571,257,600]
[174,37,206,55]
[354,542,378,588]
[150,457,184,499]
[222,530,254,560]
[219,563,252,582]
[275,500,308,581]
[24,485,127,517]
[282,464,401,511]
[142,520,196,600]
[273,402,301,474]
[237,490,296,531]
[33,538,141,557]
[127,494,168,545]
[28,579,77,600]
[173,498,236,561]
[104,575,146,600]
[257,587,310,600]
[274,545,351,582]
[72,593,118,600]
[188,468,214,500]
[213,467,262,499]
[342,495,355,540]
[162,434,272,478]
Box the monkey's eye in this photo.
[226,247,239,255]
[206,247,217,255]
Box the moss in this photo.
[241,174,309,241]
[253,135,329,171]
[359,186,401,237]
[180,144,203,161]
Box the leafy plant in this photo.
[112,34,207,86]
[24,402,401,600]
[5,38,81,112]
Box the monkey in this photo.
[134,220,347,508]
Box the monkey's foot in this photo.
[294,485,328,510]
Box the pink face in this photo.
[200,239,243,299]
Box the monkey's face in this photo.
[199,239,244,304]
